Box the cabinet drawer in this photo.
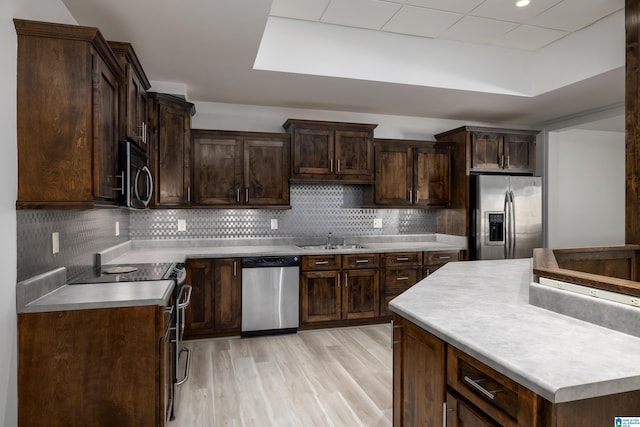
[424,250,459,266]
[301,255,341,271]
[383,267,421,292]
[342,253,379,269]
[447,346,519,425]
[382,252,422,267]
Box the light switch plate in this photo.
[115,221,120,236]
[271,219,278,230]
[373,218,383,229]
[177,219,187,231]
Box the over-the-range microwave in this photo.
[118,140,153,209]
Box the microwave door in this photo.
[134,165,154,207]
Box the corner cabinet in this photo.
[184,258,242,339]
[284,119,377,183]
[371,139,451,208]
[148,93,195,207]
[393,315,640,427]
[108,41,151,152]
[190,130,290,207]
[15,19,122,209]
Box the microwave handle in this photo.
[134,166,154,207]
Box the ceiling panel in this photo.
[529,0,624,32]
[382,6,462,38]
[405,0,484,14]
[270,0,330,21]
[441,15,518,44]
[320,0,401,30]
[492,25,568,51]
[470,0,563,24]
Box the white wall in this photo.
[3,2,76,425]
[547,128,625,248]
[188,99,521,138]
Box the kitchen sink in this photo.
[297,244,366,250]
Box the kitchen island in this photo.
[390,258,640,426]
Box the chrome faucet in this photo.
[326,232,332,248]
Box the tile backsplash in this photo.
[129,184,436,239]
[17,209,129,282]
[17,184,436,281]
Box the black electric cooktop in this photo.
[69,262,179,285]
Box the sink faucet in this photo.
[326,231,332,247]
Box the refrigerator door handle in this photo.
[509,190,516,258]
[503,191,510,259]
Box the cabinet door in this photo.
[446,393,499,427]
[156,102,191,206]
[213,258,241,331]
[503,134,535,173]
[414,147,451,207]
[128,69,148,151]
[244,137,290,205]
[300,271,341,323]
[335,130,373,177]
[470,132,503,172]
[342,269,379,320]
[93,53,119,203]
[292,128,333,175]
[394,316,446,427]
[184,259,214,338]
[374,143,412,205]
[192,136,242,205]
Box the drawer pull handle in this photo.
[463,376,497,400]
[396,257,409,261]
[355,259,369,263]
[315,261,329,265]
[396,277,409,281]
[438,256,451,260]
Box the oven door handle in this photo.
[175,347,191,386]
[177,285,192,309]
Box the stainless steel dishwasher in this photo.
[241,255,300,337]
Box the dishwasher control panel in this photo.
[242,256,300,268]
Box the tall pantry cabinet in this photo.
[14,19,122,209]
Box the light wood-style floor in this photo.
[169,324,393,427]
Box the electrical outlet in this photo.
[556,283,565,289]
[177,219,187,231]
[590,289,599,297]
[52,232,59,254]
[115,221,120,236]
[271,219,278,230]
[373,218,383,229]
[631,298,640,307]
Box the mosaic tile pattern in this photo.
[17,209,130,281]
[130,184,436,240]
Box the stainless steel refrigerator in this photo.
[471,175,542,260]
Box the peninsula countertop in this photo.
[389,258,640,404]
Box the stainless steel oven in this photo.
[118,140,153,208]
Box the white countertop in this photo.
[21,280,175,313]
[389,258,640,404]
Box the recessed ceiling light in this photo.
[516,0,530,6]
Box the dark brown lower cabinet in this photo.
[446,393,499,427]
[300,254,379,327]
[394,314,640,427]
[18,305,168,427]
[184,258,241,339]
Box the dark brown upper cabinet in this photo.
[436,126,538,175]
[190,130,290,208]
[148,93,195,207]
[371,140,451,208]
[108,41,151,152]
[283,119,377,183]
[15,19,122,209]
